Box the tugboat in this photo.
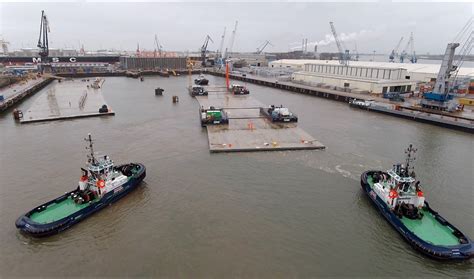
[15,134,146,237]
[194,74,209,86]
[360,144,473,260]
[231,84,250,95]
[189,85,208,97]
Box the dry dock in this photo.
[21,79,114,124]
[195,85,324,153]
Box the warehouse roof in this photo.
[270,59,474,77]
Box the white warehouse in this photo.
[268,59,474,95]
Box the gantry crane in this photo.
[389,37,404,62]
[329,21,350,65]
[256,40,272,54]
[201,35,213,66]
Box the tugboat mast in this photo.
[404,144,417,176]
[85,133,96,164]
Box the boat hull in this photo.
[15,163,146,237]
[361,170,473,260]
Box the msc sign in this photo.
[32,57,77,63]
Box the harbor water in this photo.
[0,76,472,277]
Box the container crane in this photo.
[256,40,272,54]
[37,10,50,62]
[329,21,350,65]
[200,35,213,66]
[224,21,238,59]
[389,37,404,62]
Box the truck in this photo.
[260,105,298,123]
[189,86,208,97]
[200,106,229,127]
[231,84,250,95]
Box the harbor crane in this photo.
[37,10,50,61]
[389,37,404,62]
[154,34,163,57]
[224,21,238,59]
[0,38,9,55]
[353,42,359,61]
[329,21,350,65]
[421,18,473,111]
[216,27,226,67]
[200,35,214,66]
[256,40,272,54]
[400,32,416,63]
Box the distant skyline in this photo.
[1,1,472,55]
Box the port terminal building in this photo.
[269,59,474,95]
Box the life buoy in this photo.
[389,189,398,199]
[417,190,424,197]
[96,179,106,188]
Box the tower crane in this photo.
[200,35,214,66]
[37,10,50,62]
[329,21,350,65]
[389,37,404,62]
[154,34,163,58]
[256,40,272,54]
[224,21,238,59]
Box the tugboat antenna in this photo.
[404,144,417,176]
[85,133,96,164]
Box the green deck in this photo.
[366,174,460,246]
[30,196,93,224]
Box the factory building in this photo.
[268,59,473,95]
[119,57,187,70]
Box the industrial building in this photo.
[268,59,474,94]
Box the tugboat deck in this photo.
[367,176,460,247]
[401,210,460,246]
[30,196,93,224]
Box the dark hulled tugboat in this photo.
[360,144,473,260]
[16,134,146,237]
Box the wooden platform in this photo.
[21,79,114,124]
[195,86,325,153]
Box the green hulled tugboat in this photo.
[361,144,473,260]
[16,134,146,237]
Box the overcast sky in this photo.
[1,1,472,54]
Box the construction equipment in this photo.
[256,40,272,54]
[37,10,50,60]
[224,21,238,59]
[329,21,350,65]
[421,43,459,111]
[200,35,214,66]
[421,18,473,111]
[389,37,404,62]
[200,106,229,126]
[400,33,416,63]
[154,34,163,58]
[260,105,298,123]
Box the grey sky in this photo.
[1,1,472,54]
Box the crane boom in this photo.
[201,35,214,66]
[218,27,226,59]
[226,21,238,58]
[256,40,272,54]
[37,10,49,60]
[154,34,163,57]
[329,21,349,65]
[389,37,404,62]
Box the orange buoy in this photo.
[96,179,106,188]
